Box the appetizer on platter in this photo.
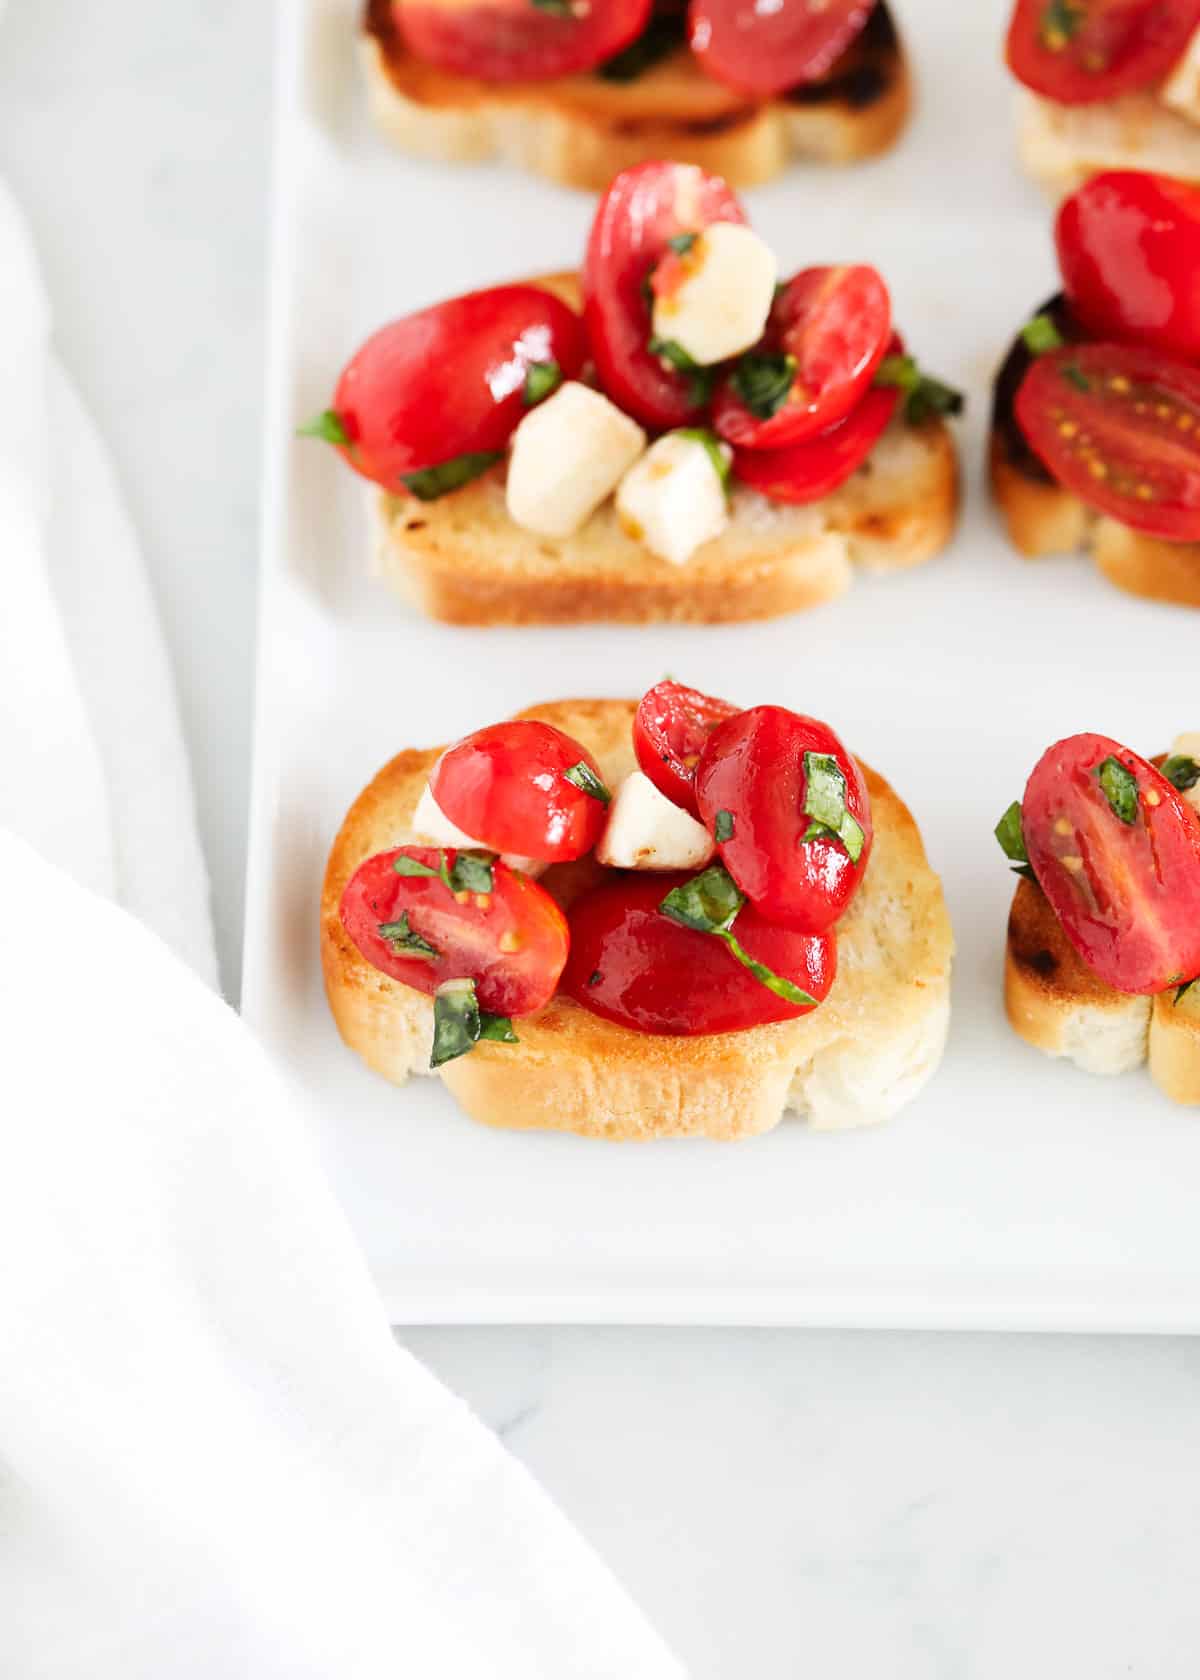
[303,160,962,626]
[361,0,912,191]
[997,730,1200,1105]
[321,684,954,1140]
[1006,0,1200,194]
[991,168,1200,606]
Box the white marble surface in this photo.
[5,4,1200,1674]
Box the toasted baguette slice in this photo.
[322,698,954,1141]
[1005,875,1200,1104]
[361,1,911,191]
[373,272,958,627]
[1016,88,1200,198]
[989,432,1200,609]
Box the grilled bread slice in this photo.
[361,1,912,191]
[322,698,955,1141]
[1015,88,1200,199]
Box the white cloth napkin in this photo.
[0,103,683,1680]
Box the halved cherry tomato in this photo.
[695,705,872,933]
[633,680,742,818]
[311,285,586,492]
[712,265,892,451]
[340,846,569,1015]
[583,160,748,431]
[689,0,877,97]
[430,720,610,863]
[1022,734,1200,994]
[1015,341,1200,541]
[1056,171,1200,361]
[1005,0,1200,104]
[731,384,898,504]
[394,0,653,82]
[560,871,836,1035]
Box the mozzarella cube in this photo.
[616,430,730,566]
[651,223,777,367]
[1162,28,1200,124]
[1171,731,1200,815]
[595,771,716,872]
[411,783,546,877]
[506,382,646,540]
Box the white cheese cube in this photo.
[1170,731,1200,815]
[411,783,546,877]
[595,771,716,872]
[616,429,730,566]
[1162,28,1200,125]
[651,222,777,367]
[506,382,646,540]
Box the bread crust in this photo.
[1016,88,1200,199]
[990,430,1200,610]
[361,1,912,190]
[321,698,954,1141]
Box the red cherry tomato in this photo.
[689,0,877,97]
[340,846,569,1015]
[560,871,836,1035]
[633,680,742,818]
[1005,0,1200,104]
[732,384,898,504]
[393,0,653,81]
[1015,341,1200,541]
[430,721,610,863]
[315,285,586,492]
[1056,170,1200,361]
[695,705,872,933]
[583,161,748,431]
[713,265,892,451]
[1022,734,1200,994]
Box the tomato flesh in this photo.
[430,720,609,863]
[713,265,891,451]
[324,285,586,491]
[689,0,878,97]
[732,383,898,504]
[1056,170,1200,361]
[561,871,836,1035]
[633,680,742,818]
[340,846,569,1015]
[695,705,872,933]
[583,161,748,431]
[1006,0,1200,104]
[394,0,653,81]
[1015,341,1200,541]
[1023,734,1200,994]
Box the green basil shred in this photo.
[523,360,562,406]
[874,355,965,425]
[430,979,517,1070]
[801,753,865,864]
[400,451,502,502]
[1163,755,1200,793]
[994,801,1035,880]
[563,761,612,804]
[377,911,440,962]
[394,850,496,895]
[1097,755,1139,825]
[297,409,350,447]
[659,863,818,1008]
[732,352,797,421]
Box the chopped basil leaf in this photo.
[430,978,516,1069]
[563,761,612,804]
[588,969,603,987]
[875,354,965,425]
[1163,754,1200,793]
[732,351,797,421]
[647,336,715,406]
[994,800,1036,881]
[523,360,562,406]
[668,232,698,256]
[394,854,442,880]
[1021,313,1065,355]
[1060,362,1090,393]
[401,451,502,502]
[530,0,573,12]
[675,427,732,496]
[714,809,735,843]
[377,911,440,961]
[297,408,349,447]
[597,14,683,80]
[1178,978,1198,1006]
[1097,755,1139,824]
[1041,0,1083,46]
[659,864,817,1007]
[394,849,496,894]
[801,753,866,865]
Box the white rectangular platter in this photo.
[244,0,1200,1328]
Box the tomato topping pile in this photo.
[1019,734,1200,994]
[1006,0,1200,105]
[1015,341,1200,541]
[341,685,873,1051]
[689,0,878,100]
[1056,171,1200,361]
[393,0,653,82]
